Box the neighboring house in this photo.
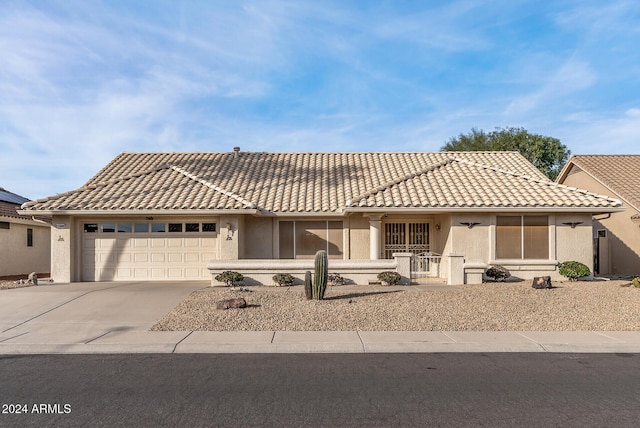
[20,150,622,285]
[557,155,640,276]
[0,187,51,278]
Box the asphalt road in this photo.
[1,353,640,427]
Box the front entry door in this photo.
[383,222,430,259]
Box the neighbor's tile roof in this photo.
[22,151,622,213]
[558,155,640,211]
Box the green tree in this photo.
[441,127,571,180]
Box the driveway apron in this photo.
[0,281,206,346]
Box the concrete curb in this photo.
[2,330,640,354]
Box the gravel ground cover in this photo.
[152,280,640,331]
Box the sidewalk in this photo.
[2,330,640,354]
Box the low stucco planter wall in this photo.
[208,259,399,286]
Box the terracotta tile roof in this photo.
[558,155,640,211]
[22,151,622,213]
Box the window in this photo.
[117,223,132,233]
[151,223,166,233]
[597,229,607,238]
[186,223,200,232]
[0,221,9,230]
[496,216,549,259]
[202,223,216,232]
[101,223,115,233]
[168,223,183,232]
[279,220,343,259]
[84,224,98,233]
[27,228,33,247]
[134,223,149,233]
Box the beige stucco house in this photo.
[20,150,622,285]
[557,155,640,276]
[0,188,51,278]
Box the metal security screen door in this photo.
[384,222,439,278]
[383,223,430,258]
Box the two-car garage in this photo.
[81,220,218,281]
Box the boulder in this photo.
[216,298,247,310]
[532,276,552,289]
[28,272,38,286]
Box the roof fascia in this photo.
[17,209,261,217]
[555,156,577,183]
[344,206,626,214]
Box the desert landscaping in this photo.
[151,279,640,332]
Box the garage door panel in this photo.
[151,253,165,263]
[133,239,148,248]
[152,240,166,248]
[134,253,148,263]
[185,253,199,263]
[167,238,183,247]
[168,253,182,263]
[185,238,199,247]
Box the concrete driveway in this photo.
[0,281,207,353]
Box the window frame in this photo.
[495,215,550,260]
[278,220,344,260]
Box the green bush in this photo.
[558,261,590,281]
[272,273,295,287]
[485,265,511,282]
[378,271,401,285]
[215,271,244,287]
[632,277,640,288]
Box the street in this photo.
[1,353,640,427]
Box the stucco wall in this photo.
[349,214,370,260]
[243,216,274,259]
[50,216,76,283]
[560,167,640,275]
[0,218,50,277]
[555,213,594,271]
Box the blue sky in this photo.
[1,0,640,199]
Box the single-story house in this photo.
[20,149,623,285]
[1,187,51,278]
[556,155,640,276]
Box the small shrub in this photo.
[558,261,590,281]
[378,271,401,285]
[272,273,295,287]
[215,271,244,287]
[485,265,511,282]
[632,277,640,288]
[328,273,345,286]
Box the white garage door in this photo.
[82,221,218,281]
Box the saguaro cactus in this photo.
[304,271,313,300]
[313,250,328,300]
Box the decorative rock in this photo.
[216,298,247,310]
[532,276,552,289]
[28,272,38,286]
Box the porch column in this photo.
[365,213,385,260]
